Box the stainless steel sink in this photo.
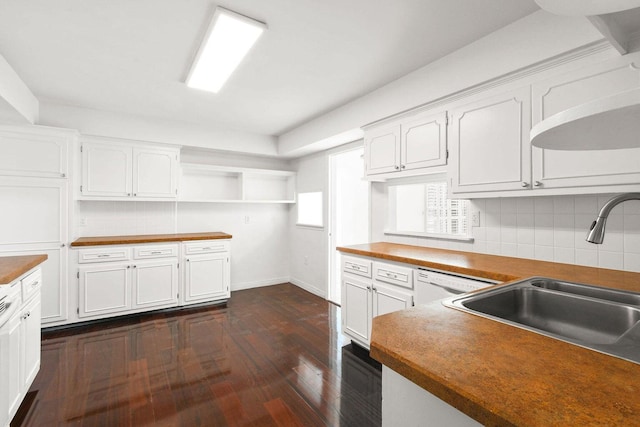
[444,278,640,364]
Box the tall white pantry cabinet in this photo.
[0,125,73,326]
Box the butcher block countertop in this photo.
[0,255,48,284]
[338,242,640,426]
[71,232,232,247]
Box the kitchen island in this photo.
[340,243,640,426]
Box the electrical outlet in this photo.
[471,211,480,227]
[244,215,250,224]
[79,217,87,227]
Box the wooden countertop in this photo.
[0,255,48,285]
[71,232,232,247]
[338,242,640,426]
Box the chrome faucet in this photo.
[586,193,640,244]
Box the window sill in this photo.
[384,230,474,242]
[296,223,324,230]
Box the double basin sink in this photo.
[444,278,640,364]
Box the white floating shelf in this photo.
[179,163,296,203]
[530,88,640,150]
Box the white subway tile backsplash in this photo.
[534,245,554,262]
[501,243,518,257]
[534,197,554,214]
[517,244,535,259]
[598,251,624,270]
[624,253,640,272]
[554,247,575,264]
[457,196,640,273]
[553,196,574,215]
[575,249,598,267]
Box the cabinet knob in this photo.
[521,182,529,188]
[366,286,371,291]
[127,193,131,196]
[61,243,66,248]
[395,165,400,170]
[534,181,542,187]
[400,165,406,169]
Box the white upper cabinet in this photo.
[132,148,179,198]
[449,86,531,194]
[82,141,132,197]
[401,111,448,171]
[364,110,447,178]
[81,138,179,200]
[364,123,401,175]
[531,52,640,189]
[0,126,73,179]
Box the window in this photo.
[388,179,470,237]
[297,191,323,227]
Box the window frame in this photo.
[384,174,474,242]
[296,191,324,228]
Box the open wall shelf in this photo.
[179,163,296,203]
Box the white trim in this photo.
[289,277,326,299]
[231,276,290,291]
[295,223,324,230]
[384,230,474,242]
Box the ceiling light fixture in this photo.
[186,7,266,93]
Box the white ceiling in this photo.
[0,0,539,137]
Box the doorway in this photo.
[328,145,369,305]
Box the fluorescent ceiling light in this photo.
[186,7,266,93]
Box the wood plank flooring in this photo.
[12,284,382,426]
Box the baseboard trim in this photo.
[289,277,326,299]
[231,277,290,291]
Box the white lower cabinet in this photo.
[74,239,230,322]
[182,241,230,305]
[1,266,43,427]
[342,255,413,349]
[78,263,131,318]
[132,260,178,309]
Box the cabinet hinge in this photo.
[80,185,83,193]
[446,149,449,160]
[77,271,79,279]
[177,262,179,268]
[445,112,449,126]
[80,145,83,153]
[227,257,229,263]
[77,307,79,314]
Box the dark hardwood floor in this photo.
[12,284,382,426]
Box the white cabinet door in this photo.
[365,124,401,175]
[373,283,413,318]
[450,87,531,193]
[132,260,178,309]
[342,276,372,345]
[81,142,132,197]
[132,148,178,198]
[0,127,70,178]
[6,310,21,421]
[400,111,447,171]
[21,295,41,391]
[78,264,131,318]
[183,253,230,303]
[532,53,640,189]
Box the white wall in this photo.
[289,152,329,297]
[375,194,640,273]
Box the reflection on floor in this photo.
[12,283,382,427]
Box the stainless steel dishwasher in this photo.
[414,267,498,304]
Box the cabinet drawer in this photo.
[373,261,413,289]
[21,269,41,303]
[133,244,178,260]
[78,247,131,264]
[342,256,372,278]
[183,240,229,255]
